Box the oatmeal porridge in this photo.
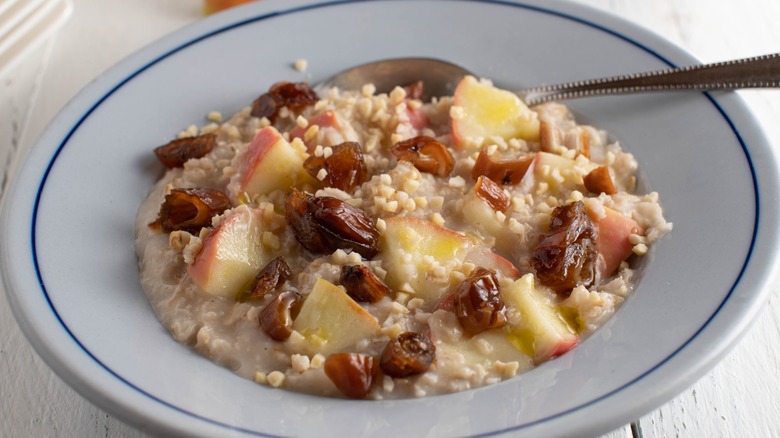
[135,75,671,399]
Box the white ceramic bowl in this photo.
[3,0,779,436]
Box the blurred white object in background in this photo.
[0,0,72,78]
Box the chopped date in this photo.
[583,166,617,195]
[285,189,329,253]
[303,142,368,192]
[324,353,378,399]
[285,190,379,258]
[472,146,533,185]
[238,257,292,302]
[455,267,507,336]
[251,82,319,123]
[149,188,230,233]
[531,201,598,295]
[259,290,302,341]
[474,176,510,212]
[340,264,390,303]
[380,332,435,378]
[390,135,454,177]
[154,133,216,168]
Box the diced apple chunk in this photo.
[502,274,579,364]
[587,206,642,276]
[540,121,590,158]
[464,247,520,280]
[531,151,596,194]
[429,311,531,368]
[452,76,540,150]
[404,102,429,131]
[289,110,359,152]
[461,193,505,236]
[292,278,380,355]
[187,205,270,299]
[229,126,316,199]
[380,217,472,305]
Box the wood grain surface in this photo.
[1,0,778,436]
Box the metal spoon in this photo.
[319,53,780,105]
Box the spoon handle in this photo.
[520,53,780,106]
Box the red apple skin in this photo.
[404,102,429,131]
[589,207,642,276]
[289,110,340,152]
[237,127,283,189]
[536,336,579,363]
[465,247,521,280]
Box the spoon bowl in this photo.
[318,57,470,100]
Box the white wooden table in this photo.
[1,0,778,436]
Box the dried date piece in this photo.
[285,190,380,258]
[474,176,510,212]
[310,196,380,258]
[380,332,435,378]
[340,264,390,303]
[149,188,230,233]
[390,135,454,177]
[303,142,368,192]
[251,81,319,123]
[531,201,598,295]
[238,257,292,302]
[472,146,533,185]
[324,353,378,399]
[455,267,507,336]
[153,134,216,168]
[540,122,590,159]
[285,190,329,253]
[583,166,617,195]
[259,290,302,341]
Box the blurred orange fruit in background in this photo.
[203,0,256,15]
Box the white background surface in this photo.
[1,0,779,436]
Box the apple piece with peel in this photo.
[464,247,520,280]
[380,217,473,305]
[451,75,540,151]
[230,126,317,199]
[292,278,380,355]
[428,311,532,368]
[187,205,270,299]
[530,151,596,194]
[405,102,429,131]
[461,192,506,237]
[393,102,430,139]
[587,206,642,276]
[502,273,579,364]
[289,110,359,152]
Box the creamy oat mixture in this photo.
[135,76,671,399]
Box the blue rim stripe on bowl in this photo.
[28,0,759,436]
